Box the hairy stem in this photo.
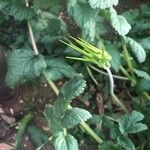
[105,67,128,113]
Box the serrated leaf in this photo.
[109,7,131,35]
[44,58,76,81]
[26,124,48,148]
[123,36,146,63]
[6,49,47,88]
[54,133,78,150]
[118,111,148,134]
[0,0,35,21]
[134,69,150,81]
[136,79,150,93]
[54,75,86,117]
[67,1,98,41]
[117,136,135,150]
[61,107,92,128]
[105,41,121,72]
[89,0,118,9]
[44,105,64,136]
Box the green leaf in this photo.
[31,12,67,44]
[33,0,60,9]
[61,107,92,128]
[89,0,118,9]
[109,7,131,35]
[44,105,64,137]
[26,124,48,148]
[44,58,76,81]
[15,113,32,150]
[89,114,103,125]
[67,1,99,41]
[139,37,150,49]
[54,75,86,117]
[54,133,78,150]
[118,111,148,134]
[101,142,122,150]
[0,0,35,21]
[136,79,150,92]
[117,136,135,150]
[105,41,121,72]
[134,69,150,81]
[123,36,146,63]
[6,49,47,88]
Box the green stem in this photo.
[90,65,128,80]
[86,65,98,85]
[143,92,150,102]
[105,67,128,113]
[80,122,103,143]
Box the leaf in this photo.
[44,58,76,81]
[89,0,118,9]
[89,114,103,125]
[15,113,32,150]
[6,49,47,88]
[54,133,79,150]
[0,0,35,21]
[123,36,146,63]
[101,142,122,150]
[44,105,64,137]
[31,12,67,44]
[33,0,60,9]
[105,41,121,72]
[139,37,150,49]
[118,111,148,134]
[54,75,86,117]
[134,69,150,81]
[109,7,131,36]
[61,107,92,128]
[117,136,135,150]
[67,1,99,41]
[26,124,48,148]
[136,79,150,93]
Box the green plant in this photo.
[0,0,150,149]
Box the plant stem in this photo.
[90,65,128,80]
[86,66,98,85]
[26,0,39,55]
[80,122,103,143]
[105,67,128,113]
[143,92,150,102]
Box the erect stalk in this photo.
[25,0,103,144]
[105,67,128,113]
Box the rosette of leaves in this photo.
[44,75,92,150]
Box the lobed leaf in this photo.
[61,107,92,128]
[118,111,148,134]
[6,49,47,88]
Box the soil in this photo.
[0,0,149,150]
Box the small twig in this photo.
[25,0,39,55]
[89,65,128,80]
[86,66,98,85]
